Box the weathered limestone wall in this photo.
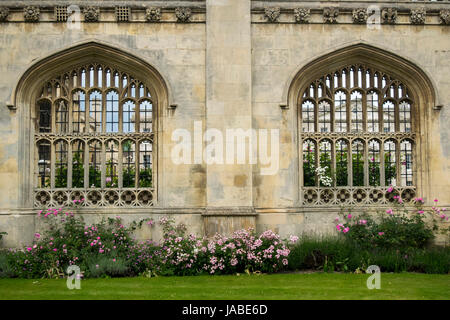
[0,0,449,247]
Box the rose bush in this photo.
[334,193,449,251]
[0,207,297,278]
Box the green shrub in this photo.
[288,236,450,274]
[87,256,129,278]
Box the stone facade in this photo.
[0,0,449,248]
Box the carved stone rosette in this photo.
[294,8,310,24]
[382,8,397,25]
[323,7,339,24]
[146,7,162,22]
[0,7,9,22]
[264,7,281,23]
[175,7,191,23]
[439,9,450,25]
[410,8,426,25]
[352,8,368,24]
[24,6,40,22]
[83,6,100,22]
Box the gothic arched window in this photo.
[300,65,415,206]
[34,63,155,208]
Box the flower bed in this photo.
[0,208,297,279]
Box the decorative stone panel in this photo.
[439,9,450,25]
[294,8,310,24]
[115,6,130,22]
[323,7,339,24]
[24,6,40,22]
[410,8,426,25]
[0,7,9,22]
[83,6,99,22]
[175,7,191,23]
[264,7,281,23]
[146,7,162,22]
[54,6,68,22]
[382,8,397,24]
[352,8,368,24]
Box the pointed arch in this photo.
[15,41,167,207]
[293,43,437,204]
[285,43,438,112]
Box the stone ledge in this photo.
[203,207,258,216]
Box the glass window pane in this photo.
[400,140,413,186]
[123,101,136,133]
[72,140,85,188]
[318,101,331,133]
[122,140,136,188]
[383,100,395,133]
[38,100,51,133]
[352,140,364,186]
[139,100,153,133]
[89,91,102,133]
[139,141,152,187]
[384,140,397,186]
[334,91,347,132]
[105,140,119,188]
[367,91,379,132]
[319,140,332,186]
[72,91,85,133]
[368,140,380,186]
[350,91,363,132]
[55,100,68,133]
[106,91,119,133]
[336,140,348,186]
[399,101,411,132]
[302,140,316,187]
[37,140,51,188]
[55,140,68,188]
[89,140,101,188]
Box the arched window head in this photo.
[299,63,416,206]
[33,62,156,208]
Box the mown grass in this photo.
[0,273,449,300]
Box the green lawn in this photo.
[0,273,448,300]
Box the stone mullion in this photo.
[50,139,56,189]
[379,95,384,134]
[102,91,106,134]
[348,139,353,187]
[315,139,320,187]
[394,99,400,133]
[395,139,401,187]
[346,90,351,132]
[34,139,39,189]
[119,100,123,133]
[67,141,73,189]
[68,93,73,133]
[299,134,304,203]
[118,139,123,189]
[136,141,141,188]
[85,92,90,134]
[101,139,106,189]
[331,139,336,187]
[135,99,140,133]
[314,99,318,133]
[363,139,369,187]
[380,140,386,187]
[362,90,367,132]
[51,100,56,134]
[84,140,89,189]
